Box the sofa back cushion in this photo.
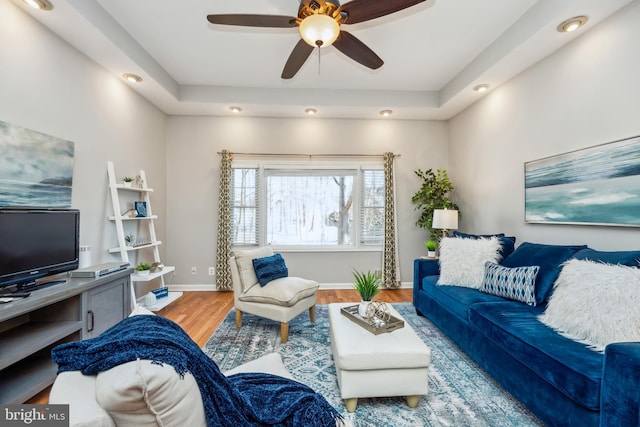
[501,242,586,304]
[573,248,640,266]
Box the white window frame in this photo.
[231,160,384,252]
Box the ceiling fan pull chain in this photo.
[317,45,321,75]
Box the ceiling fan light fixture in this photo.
[557,16,588,33]
[473,84,489,93]
[229,106,242,114]
[379,110,393,117]
[22,0,52,10]
[299,14,340,48]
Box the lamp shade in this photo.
[299,14,340,47]
[432,209,458,230]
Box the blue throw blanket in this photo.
[51,315,342,427]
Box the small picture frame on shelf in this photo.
[134,201,147,217]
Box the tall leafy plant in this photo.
[411,168,459,241]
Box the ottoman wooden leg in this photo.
[406,395,420,408]
[344,398,358,412]
[309,305,316,323]
[281,322,289,343]
[235,310,243,328]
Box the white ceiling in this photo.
[14,0,632,120]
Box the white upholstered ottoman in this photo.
[328,303,431,412]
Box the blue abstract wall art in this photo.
[0,120,75,207]
[525,135,640,226]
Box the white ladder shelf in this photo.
[106,161,181,311]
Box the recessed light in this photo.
[473,84,490,93]
[379,110,393,117]
[229,106,242,113]
[22,0,52,10]
[305,108,317,115]
[122,73,142,83]
[557,16,588,33]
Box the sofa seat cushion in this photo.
[421,277,508,322]
[469,302,603,410]
[239,277,319,307]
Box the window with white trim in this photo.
[230,162,384,249]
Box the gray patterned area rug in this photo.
[203,303,543,427]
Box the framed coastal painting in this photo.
[0,120,75,207]
[525,135,640,227]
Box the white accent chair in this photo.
[230,246,319,343]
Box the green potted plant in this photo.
[124,233,135,247]
[411,168,459,243]
[425,240,437,258]
[135,262,152,276]
[353,269,381,318]
[123,176,134,187]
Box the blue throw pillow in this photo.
[252,253,288,286]
[573,248,640,266]
[501,242,587,304]
[452,231,516,260]
[480,262,539,306]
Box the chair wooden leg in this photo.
[281,322,289,343]
[235,309,243,328]
[309,305,316,323]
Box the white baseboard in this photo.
[168,282,412,292]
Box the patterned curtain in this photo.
[382,152,401,288]
[215,150,233,290]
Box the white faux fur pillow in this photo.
[539,259,640,351]
[437,237,502,288]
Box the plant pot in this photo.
[427,250,436,258]
[358,301,370,318]
[123,182,132,187]
[136,270,150,277]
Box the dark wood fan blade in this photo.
[333,31,383,70]
[207,14,297,28]
[339,0,425,24]
[281,39,315,79]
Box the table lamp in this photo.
[432,209,459,239]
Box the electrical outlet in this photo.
[208,267,215,276]
[191,267,197,275]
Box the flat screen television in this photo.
[0,207,79,291]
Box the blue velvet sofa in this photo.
[413,241,640,427]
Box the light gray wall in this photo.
[448,0,640,250]
[165,117,448,287]
[0,1,168,295]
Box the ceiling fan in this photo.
[207,0,427,79]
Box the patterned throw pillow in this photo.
[252,253,288,286]
[480,262,539,306]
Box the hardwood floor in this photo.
[28,288,412,403]
[160,288,412,347]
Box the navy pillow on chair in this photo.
[252,253,289,286]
